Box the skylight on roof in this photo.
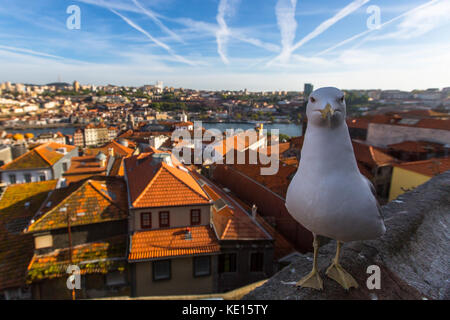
[398,118,419,125]
[101,188,116,200]
[213,198,227,211]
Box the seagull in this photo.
[285,87,386,290]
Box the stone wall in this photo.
[244,171,450,300]
[366,123,450,147]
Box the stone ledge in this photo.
[243,171,450,300]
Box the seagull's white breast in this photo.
[285,123,385,242]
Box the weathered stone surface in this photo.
[243,171,450,300]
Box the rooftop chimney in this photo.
[185,227,192,240]
[251,204,257,219]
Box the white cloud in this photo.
[1,40,449,91]
[109,9,196,66]
[174,16,280,53]
[275,0,298,64]
[75,0,142,14]
[0,45,67,60]
[316,0,443,56]
[131,0,183,43]
[371,0,450,40]
[270,0,369,65]
[216,0,237,64]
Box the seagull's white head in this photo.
[306,87,346,129]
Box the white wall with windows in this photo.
[1,168,52,185]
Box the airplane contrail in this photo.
[316,0,441,56]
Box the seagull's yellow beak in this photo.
[319,103,334,120]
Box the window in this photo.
[24,174,32,183]
[250,252,264,272]
[8,174,16,184]
[153,260,171,281]
[159,211,170,228]
[141,212,152,229]
[106,272,127,286]
[194,256,211,277]
[218,253,237,273]
[34,234,53,249]
[190,209,201,225]
[39,174,46,182]
[62,162,68,172]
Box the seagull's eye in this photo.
[339,96,344,103]
[310,96,316,103]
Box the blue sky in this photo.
[0,0,449,91]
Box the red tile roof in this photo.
[414,119,450,131]
[259,142,291,157]
[213,131,263,157]
[394,157,450,177]
[125,151,210,208]
[347,118,370,129]
[0,180,57,290]
[1,142,76,171]
[387,140,444,153]
[27,235,127,282]
[64,155,106,175]
[352,141,396,167]
[26,177,128,232]
[231,160,297,198]
[192,172,270,241]
[128,225,220,261]
[109,156,125,177]
[174,121,194,127]
[396,109,448,118]
[87,140,134,157]
[369,114,450,130]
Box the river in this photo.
[6,122,302,137]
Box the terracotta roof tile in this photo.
[174,121,194,127]
[128,226,220,261]
[387,141,444,153]
[26,177,128,232]
[27,235,127,282]
[0,180,57,290]
[414,119,450,130]
[1,142,75,171]
[394,157,450,177]
[347,118,370,129]
[352,141,395,167]
[231,161,297,198]
[192,172,270,241]
[125,151,210,208]
[109,157,125,177]
[88,140,134,157]
[64,155,106,175]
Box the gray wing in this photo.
[361,174,384,220]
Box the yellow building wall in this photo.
[389,167,431,201]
